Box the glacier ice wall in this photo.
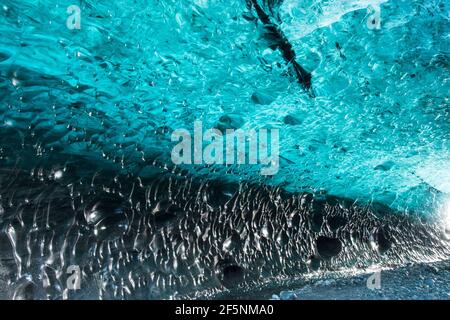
[0,0,449,299]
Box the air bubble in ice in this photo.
[316,236,342,259]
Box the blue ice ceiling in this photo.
[0,0,449,215]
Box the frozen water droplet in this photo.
[84,194,124,226]
[54,170,63,180]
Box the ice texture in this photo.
[0,164,449,299]
[0,0,449,299]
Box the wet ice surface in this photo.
[0,159,449,300]
[0,0,449,299]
